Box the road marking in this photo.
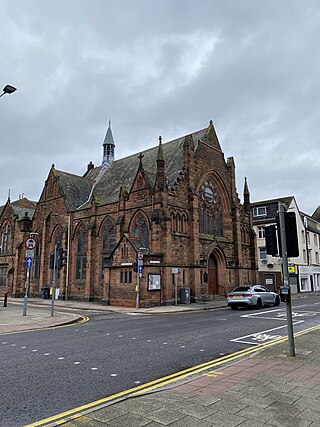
[25,324,320,427]
[231,321,304,345]
[11,344,16,346]
[44,353,49,356]
[74,362,80,365]
[91,368,98,371]
[110,374,117,377]
[21,346,26,349]
[32,350,38,352]
[58,357,64,360]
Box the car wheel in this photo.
[256,298,263,309]
[274,296,280,306]
[230,305,238,310]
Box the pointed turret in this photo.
[102,119,115,171]
[155,136,165,190]
[243,177,250,211]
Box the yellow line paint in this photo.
[25,323,320,427]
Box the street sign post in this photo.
[26,257,33,268]
[26,238,36,249]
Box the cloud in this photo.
[0,0,320,215]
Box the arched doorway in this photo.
[208,253,218,294]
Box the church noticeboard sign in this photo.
[148,274,161,291]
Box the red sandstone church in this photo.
[0,120,258,307]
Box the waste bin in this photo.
[41,287,50,299]
[180,288,191,304]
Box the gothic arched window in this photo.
[76,225,88,280]
[102,219,116,254]
[34,231,42,280]
[198,181,223,237]
[0,222,11,254]
[133,213,149,247]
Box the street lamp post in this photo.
[0,84,17,98]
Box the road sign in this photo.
[26,249,35,258]
[138,265,143,273]
[26,257,33,268]
[172,268,179,274]
[26,238,36,249]
[138,259,143,267]
[138,251,144,260]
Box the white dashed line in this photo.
[2,342,7,344]
[21,346,26,349]
[132,337,136,340]
[118,335,123,338]
[110,373,117,377]
[134,381,141,384]
[58,357,65,360]
[200,349,205,352]
[91,367,98,371]
[32,350,38,352]
[163,342,168,345]
[106,333,110,336]
[180,346,185,348]
[147,340,151,342]
[74,362,80,365]
[11,344,16,347]
[44,353,50,356]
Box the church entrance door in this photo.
[208,254,218,294]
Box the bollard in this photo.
[3,292,8,307]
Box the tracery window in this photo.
[0,222,11,254]
[133,213,149,246]
[76,225,87,280]
[101,218,116,272]
[198,181,223,236]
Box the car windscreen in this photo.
[232,286,251,292]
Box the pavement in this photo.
[2,295,320,426]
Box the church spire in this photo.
[102,119,115,171]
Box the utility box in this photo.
[180,288,191,304]
[280,286,291,303]
[41,287,50,299]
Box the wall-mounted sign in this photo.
[172,268,180,274]
[288,265,296,274]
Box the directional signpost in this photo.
[136,250,144,309]
[23,237,37,316]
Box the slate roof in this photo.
[11,206,35,221]
[55,170,94,211]
[83,128,208,208]
[251,196,294,207]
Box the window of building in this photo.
[301,230,305,243]
[0,222,11,254]
[259,247,267,262]
[120,270,132,284]
[258,226,265,239]
[303,249,307,263]
[300,277,308,291]
[0,267,6,286]
[101,218,116,273]
[307,232,310,244]
[133,213,149,246]
[33,232,42,280]
[308,249,312,264]
[316,252,319,264]
[253,207,266,217]
[76,225,88,280]
[198,181,223,236]
[315,234,318,247]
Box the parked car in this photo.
[227,285,280,310]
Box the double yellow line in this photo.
[25,324,320,427]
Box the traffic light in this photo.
[57,247,68,270]
[49,253,55,270]
[284,212,299,258]
[265,225,278,256]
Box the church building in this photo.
[1,120,258,307]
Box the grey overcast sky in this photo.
[1,0,320,214]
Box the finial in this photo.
[52,163,55,169]
[108,117,111,128]
[209,119,213,126]
[159,136,162,144]
[138,152,144,165]
[8,189,10,203]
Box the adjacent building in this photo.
[252,197,320,293]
